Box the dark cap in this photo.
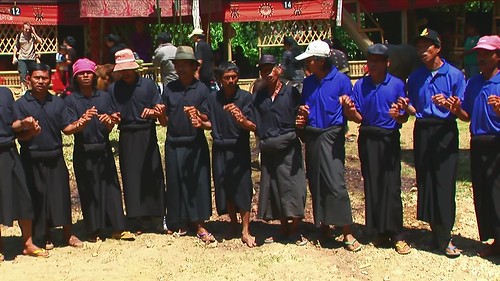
[257,54,276,69]
[156,32,172,43]
[367,43,389,58]
[415,28,441,47]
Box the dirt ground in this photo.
[0,121,499,281]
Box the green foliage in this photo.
[150,23,194,46]
[210,22,261,67]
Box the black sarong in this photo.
[119,123,165,218]
[73,143,126,234]
[304,126,353,227]
[20,148,72,241]
[358,126,403,234]
[212,141,253,215]
[257,132,306,220]
[165,133,212,227]
[0,145,33,226]
[414,118,458,235]
[470,135,500,242]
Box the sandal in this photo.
[344,238,362,252]
[171,229,188,237]
[197,232,216,244]
[292,234,308,246]
[0,253,4,262]
[45,241,54,250]
[444,244,461,258]
[24,248,51,258]
[112,231,136,241]
[394,240,411,255]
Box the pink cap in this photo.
[114,48,139,72]
[472,35,500,51]
[73,58,96,77]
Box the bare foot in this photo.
[66,235,84,248]
[242,233,256,248]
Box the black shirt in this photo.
[0,87,16,146]
[253,84,300,140]
[207,87,254,146]
[109,76,162,127]
[65,90,114,145]
[162,79,209,143]
[195,40,214,85]
[14,92,72,151]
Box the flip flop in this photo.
[112,231,136,241]
[25,248,51,258]
[197,232,216,244]
[344,238,362,252]
[394,240,411,255]
[45,241,54,250]
[444,245,461,258]
[171,229,188,237]
[292,234,308,247]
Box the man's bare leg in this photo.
[240,211,256,247]
[226,201,239,237]
[18,219,49,257]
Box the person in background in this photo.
[458,35,500,257]
[189,28,215,89]
[232,45,251,79]
[323,38,350,75]
[95,64,116,91]
[153,32,178,88]
[206,62,256,247]
[13,63,87,250]
[349,44,411,255]
[63,36,78,83]
[160,46,215,244]
[0,86,50,260]
[463,23,481,79]
[295,40,361,252]
[105,34,127,64]
[108,49,166,234]
[12,22,42,92]
[65,58,135,242]
[130,20,152,63]
[281,36,304,91]
[253,54,308,246]
[398,28,466,258]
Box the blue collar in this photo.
[367,72,391,85]
[313,66,339,82]
[74,90,101,99]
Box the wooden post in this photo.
[223,22,232,62]
[401,10,408,44]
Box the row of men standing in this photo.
[1,30,499,261]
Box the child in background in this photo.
[55,45,69,89]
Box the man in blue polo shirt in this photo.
[398,28,467,258]
[348,44,411,255]
[458,35,500,257]
[295,40,361,252]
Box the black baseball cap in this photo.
[257,54,276,69]
[367,43,389,58]
[415,28,441,47]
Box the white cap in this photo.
[295,40,331,61]
[188,28,204,38]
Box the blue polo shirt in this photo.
[14,92,72,151]
[407,61,465,119]
[302,66,353,128]
[352,73,405,130]
[65,90,115,145]
[462,72,500,136]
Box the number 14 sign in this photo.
[283,1,292,9]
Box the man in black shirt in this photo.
[189,28,215,89]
